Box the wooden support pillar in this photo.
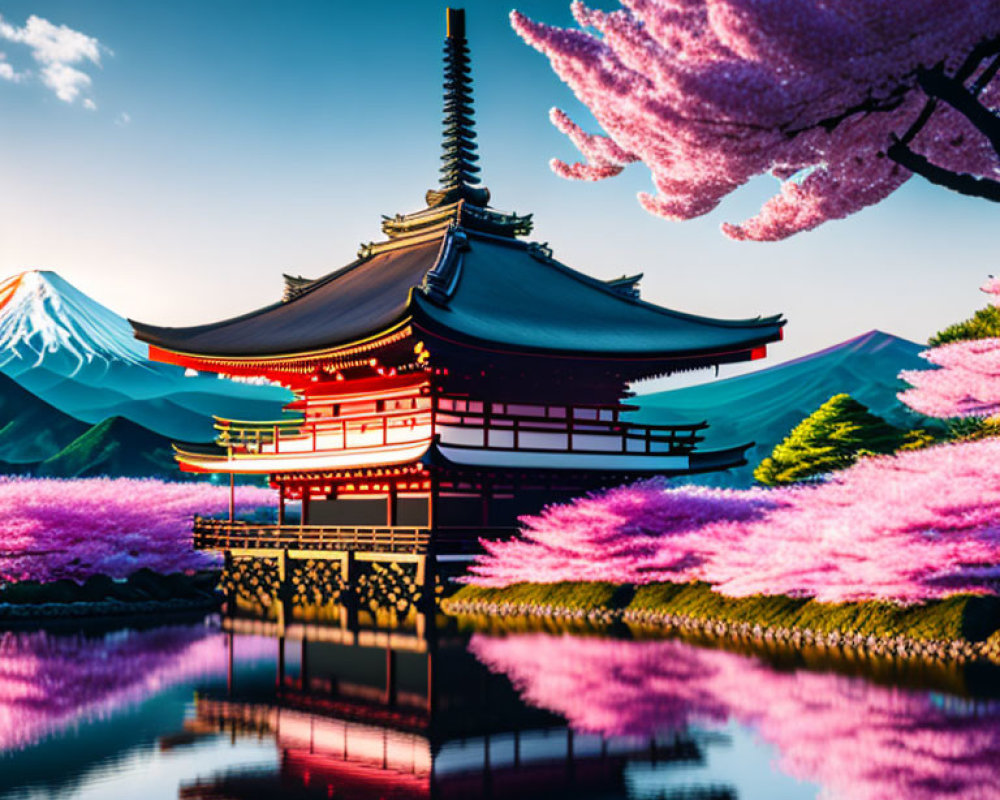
[300,637,309,690]
[427,474,437,529]
[223,551,234,615]
[384,647,397,706]
[416,553,435,614]
[276,549,291,633]
[482,731,493,795]
[426,649,434,715]
[340,551,358,631]
[278,484,286,526]
[301,493,311,528]
[276,634,286,689]
[387,483,398,526]
[228,473,235,522]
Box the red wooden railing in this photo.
[193,517,513,554]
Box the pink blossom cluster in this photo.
[0,625,274,751]
[510,1,1000,240]
[468,437,1000,602]
[899,338,1000,418]
[900,278,1000,418]
[0,477,275,584]
[469,633,1000,800]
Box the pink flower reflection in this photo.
[469,633,1000,800]
[0,625,272,751]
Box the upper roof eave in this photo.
[129,235,448,361]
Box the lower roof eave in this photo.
[428,442,750,476]
[174,438,434,475]
[685,443,753,475]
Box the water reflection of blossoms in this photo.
[0,623,271,751]
[469,634,1000,800]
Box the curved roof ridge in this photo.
[461,229,785,331]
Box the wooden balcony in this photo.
[435,407,705,455]
[210,400,704,462]
[214,407,433,454]
[194,517,432,555]
[193,518,511,555]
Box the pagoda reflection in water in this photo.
[177,613,732,800]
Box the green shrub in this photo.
[754,393,912,485]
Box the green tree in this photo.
[929,304,1000,346]
[754,394,914,486]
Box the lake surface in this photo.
[2,613,999,800]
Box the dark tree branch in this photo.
[886,36,1000,202]
[887,138,1000,201]
[783,84,912,138]
[918,65,1000,155]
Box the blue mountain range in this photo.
[630,330,933,487]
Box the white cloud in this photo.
[115,111,130,126]
[0,14,102,105]
[41,61,92,102]
[0,52,24,82]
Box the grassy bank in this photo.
[446,581,1000,657]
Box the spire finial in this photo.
[426,7,491,208]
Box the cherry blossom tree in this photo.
[468,436,1000,602]
[510,1,1000,240]
[0,477,275,584]
[899,278,1000,419]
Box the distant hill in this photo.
[0,374,192,479]
[0,372,89,466]
[630,330,933,487]
[0,270,291,442]
[36,416,182,479]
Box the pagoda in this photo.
[130,9,784,570]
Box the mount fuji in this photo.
[0,270,290,442]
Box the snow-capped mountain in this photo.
[0,270,290,442]
[0,271,148,374]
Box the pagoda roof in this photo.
[132,241,439,358]
[132,227,783,362]
[131,8,784,368]
[413,231,783,357]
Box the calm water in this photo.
[1,614,999,800]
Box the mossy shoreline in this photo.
[444,581,1000,662]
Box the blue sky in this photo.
[0,0,996,387]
